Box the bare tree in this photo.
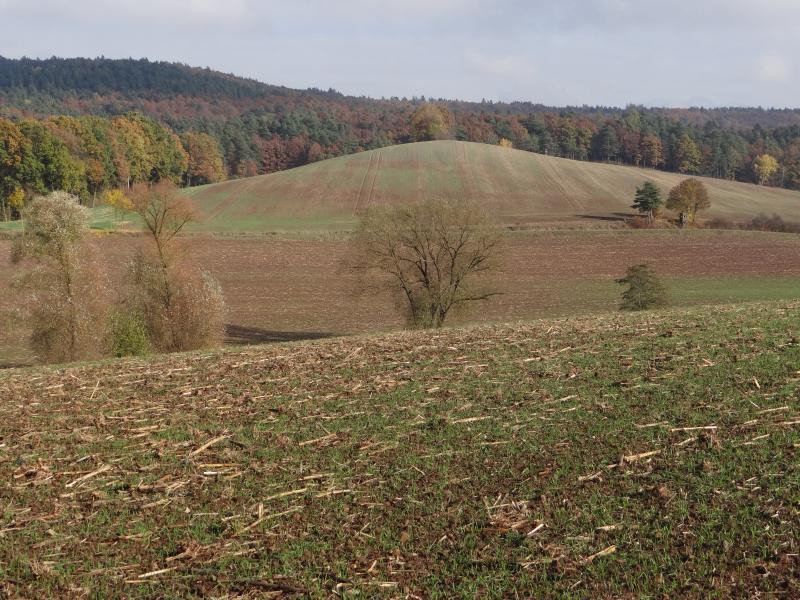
[123,181,224,352]
[11,191,108,363]
[127,180,196,284]
[352,198,502,328]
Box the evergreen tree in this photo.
[632,181,663,222]
[593,124,620,162]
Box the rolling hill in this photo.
[185,140,800,231]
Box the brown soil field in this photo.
[3,229,800,367]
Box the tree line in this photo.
[0,113,225,220]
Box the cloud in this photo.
[466,52,533,78]
[757,54,791,83]
[1,0,249,26]
[1,0,799,106]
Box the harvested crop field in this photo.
[3,229,800,366]
[1,301,799,597]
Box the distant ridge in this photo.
[2,56,800,128]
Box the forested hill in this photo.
[3,57,800,128]
[1,56,800,208]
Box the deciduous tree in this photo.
[181,132,226,185]
[410,104,454,142]
[122,181,224,351]
[616,264,667,311]
[10,192,107,363]
[641,135,664,168]
[353,199,502,328]
[0,118,30,220]
[674,134,702,174]
[753,154,779,186]
[667,178,710,224]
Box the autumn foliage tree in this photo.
[667,178,710,224]
[181,132,226,185]
[10,192,107,363]
[641,135,664,168]
[0,118,31,220]
[674,134,702,174]
[353,199,502,328]
[410,104,454,142]
[123,181,225,352]
[753,154,779,186]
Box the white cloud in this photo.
[757,54,791,83]
[466,52,533,78]
[1,0,249,26]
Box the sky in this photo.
[0,0,798,108]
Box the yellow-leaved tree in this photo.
[753,154,779,186]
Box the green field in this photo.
[2,301,799,597]
[183,141,800,232]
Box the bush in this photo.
[748,213,800,233]
[705,217,735,230]
[11,192,108,364]
[628,216,675,230]
[704,213,800,233]
[616,264,668,311]
[127,254,225,352]
[107,309,150,358]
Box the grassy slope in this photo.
[185,141,800,232]
[2,302,799,598]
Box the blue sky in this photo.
[0,0,797,107]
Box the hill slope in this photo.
[186,141,800,231]
[2,301,798,596]
[4,57,800,128]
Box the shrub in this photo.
[704,213,800,233]
[116,181,226,353]
[127,254,225,352]
[748,213,800,233]
[705,217,735,230]
[616,264,668,311]
[11,192,108,363]
[107,308,150,358]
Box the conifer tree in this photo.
[632,181,663,222]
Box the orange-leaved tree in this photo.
[120,181,225,352]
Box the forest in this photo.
[2,57,800,220]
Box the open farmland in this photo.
[3,229,800,367]
[1,301,799,597]
[183,141,800,232]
